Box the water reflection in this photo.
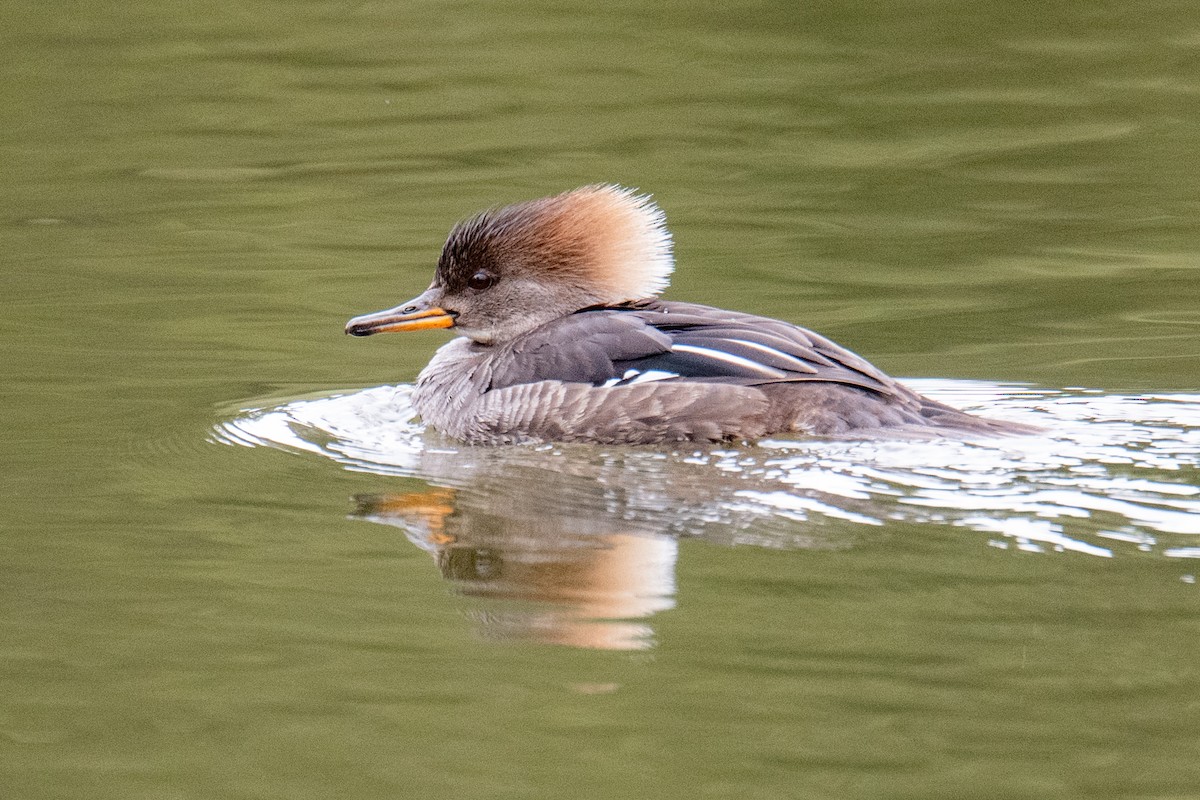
[353,488,675,650]
[215,379,1200,647]
[330,436,843,650]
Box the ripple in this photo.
[213,380,1200,558]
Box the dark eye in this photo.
[467,270,496,291]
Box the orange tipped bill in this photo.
[345,304,456,336]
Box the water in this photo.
[216,380,1200,653]
[4,1,1200,798]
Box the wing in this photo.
[615,300,900,394]
[485,299,902,397]
[483,309,673,391]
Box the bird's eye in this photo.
[467,271,496,291]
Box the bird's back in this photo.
[412,300,1036,444]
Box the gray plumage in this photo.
[410,299,1035,444]
[347,185,1040,445]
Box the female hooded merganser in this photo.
[346,185,1035,445]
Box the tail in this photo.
[916,395,1043,437]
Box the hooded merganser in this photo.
[346,185,1036,445]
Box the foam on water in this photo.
[214,380,1200,559]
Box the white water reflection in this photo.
[215,380,1199,646]
[216,380,1200,557]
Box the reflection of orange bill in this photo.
[363,488,456,517]
[356,489,457,544]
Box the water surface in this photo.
[4,1,1200,798]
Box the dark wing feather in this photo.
[485,299,901,397]
[484,310,672,390]
[615,300,900,395]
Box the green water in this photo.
[4,2,1200,798]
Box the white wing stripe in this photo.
[726,338,818,374]
[602,369,680,387]
[628,369,679,384]
[672,344,787,378]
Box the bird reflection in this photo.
[340,437,852,650]
[352,485,677,650]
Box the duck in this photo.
[346,185,1036,445]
